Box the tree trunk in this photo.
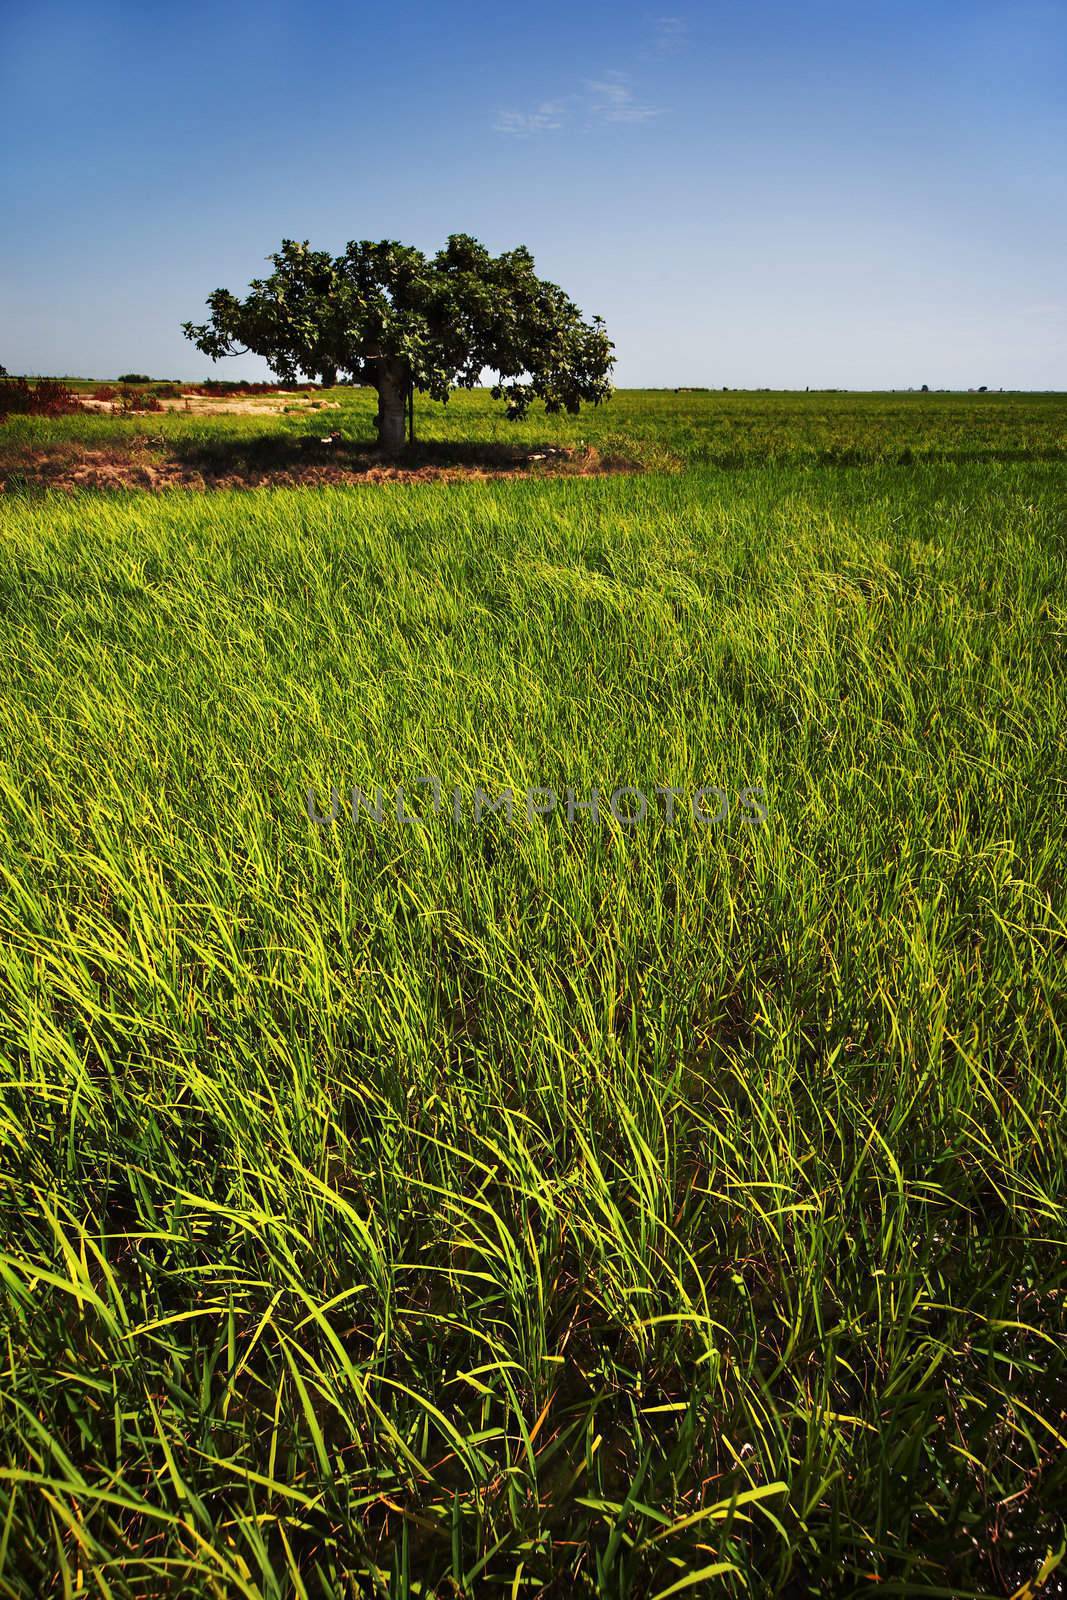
[375,363,407,455]
[319,365,337,389]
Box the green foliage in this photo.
[0,398,1064,1595]
[182,235,615,419]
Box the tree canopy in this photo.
[182,235,614,451]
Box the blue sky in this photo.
[2,0,1064,387]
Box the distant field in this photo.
[0,394,1064,1596]
[3,387,1066,487]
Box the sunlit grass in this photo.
[0,429,1064,1595]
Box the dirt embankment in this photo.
[0,438,640,493]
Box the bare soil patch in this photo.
[0,438,641,493]
[77,392,335,417]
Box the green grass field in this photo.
[0,391,1064,1597]
[5,385,1067,472]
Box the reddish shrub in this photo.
[0,378,33,417]
[34,380,85,415]
[119,387,164,414]
[0,377,84,417]
[191,379,287,397]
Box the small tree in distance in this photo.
[183,236,615,454]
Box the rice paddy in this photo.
[0,390,1064,1596]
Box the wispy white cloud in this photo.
[493,18,675,136]
[493,100,568,136]
[585,71,662,124]
[654,15,688,53]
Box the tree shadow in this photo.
[167,431,580,481]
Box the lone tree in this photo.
[182,236,614,453]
